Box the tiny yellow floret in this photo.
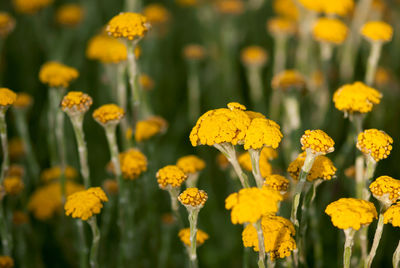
[106,12,150,41]
[178,228,209,246]
[178,188,208,208]
[39,62,79,88]
[312,18,348,45]
[156,165,187,189]
[357,129,393,162]
[361,21,393,43]
[92,104,125,125]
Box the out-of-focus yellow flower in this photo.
[106,12,150,41]
[39,62,79,88]
[312,18,348,45]
[383,202,400,227]
[369,176,400,205]
[264,174,289,192]
[240,46,268,67]
[357,129,393,162]
[176,155,206,174]
[0,256,14,268]
[288,152,336,182]
[102,179,118,195]
[375,67,390,87]
[310,70,324,89]
[225,187,283,224]
[271,70,306,91]
[267,17,296,36]
[65,187,108,220]
[0,88,17,108]
[12,211,29,226]
[156,165,187,189]
[143,4,170,26]
[161,213,176,225]
[56,4,84,27]
[183,44,206,61]
[345,165,355,179]
[179,228,209,246]
[333,82,382,115]
[3,176,24,195]
[361,21,393,43]
[7,165,24,177]
[135,116,168,142]
[244,118,283,150]
[13,93,33,109]
[86,34,127,64]
[325,198,377,230]
[273,0,298,21]
[8,137,25,160]
[298,0,323,12]
[215,0,244,15]
[320,0,354,16]
[176,0,198,7]
[242,215,296,260]
[238,151,272,178]
[0,12,16,38]
[178,187,208,208]
[119,148,147,180]
[93,104,124,125]
[139,74,155,91]
[40,166,78,183]
[301,130,334,155]
[216,153,230,170]
[61,91,93,116]
[13,0,53,14]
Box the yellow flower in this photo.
[0,88,17,108]
[143,4,170,26]
[271,70,306,91]
[3,176,24,195]
[135,117,165,142]
[40,166,78,183]
[86,34,127,64]
[225,187,283,224]
[55,4,84,27]
[273,0,299,20]
[8,138,25,160]
[357,129,393,162]
[216,153,230,170]
[215,0,244,15]
[102,179,119,195]
[93,104,125,125]
[12,211,29,226]
[242,215,296,260]
[13,93,33,109]
[288,152,336,182]
[106,12,150,41]
[13,0,53,14]
[325,198,377,230]
[240,46,268,67]
[383,202,400,227]
[139,74,155,91]
[183,44,206,61]
[178,187,208,208]
[190,103,251,146]
[300,129,335,155]
[264,174,289,192]
[375,67,390,87]
[320,0,354,16]
[298,0,323,12]
[0,256,13,268]
[65,187,108,220]
[333,81,382,115]
[369,176,400,204]
[61,91,93,116]
[312,18,348,45]
[28,181,84,220]
[0,12,15,38]
[361,21,393,43]
[176,155,206,174]
[119,148,147,180]
[156,165,187,189]
[238,151,272,178]
[267,17,296,36]
[178,228,209,247]
[39,62,79,88]
[244,117,283,150]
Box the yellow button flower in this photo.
[65,187,108,221]
[225,187,283,224]
[93,104,125,125]
[361,21,393,43]
[267,17,296,36]
[183,44,206,61]
[86,34,127,64]
[3,176,24,195]
[61,91,93,116]
[0,256,14,268]
[178,188,208,208]
[119,148,147,180]
[273,0,298,20]
[271,70,306,91]
[56,4,84,27]
[264,174,289,192]
[383,202,400,227]
[143,4,170,26]
[312,18,348,45]
[0,88,17,109]
[301,129,335,155]
[244,117,283,150]
[298,0,323,12]
[242,215,296,260]
[40,166,78,183]
[238,151,272,178]
[288,152,336,182]
[178,228,209,247]
[333,82,382,115]
[13,0,53,14]
[369,176,400,204]
[0,12,15,38]
[156,165,187,189]
[39,62,79,88]
[240,46,268,67]
[13,93,33,109]
[321,0,354,16]
[106,12,150,41]
[357,129,393,162]
[135,117,165,142]
[215,0,244,15]
[176,155,206,174]
[325,198,377,230]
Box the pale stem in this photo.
[365,213,385,268]
[246,66,264,107]
[76,220,89,268]
[188,208,200,268]
[320,43,333,63]
[355,155,365,199]
[188,62,201,123]
[167,187,181,224]
[393,239,400,268]
[363,155,377,200]
[127,41,141,124]
[344,229,356,268]
[0,112,9,183]
[254,220,266,268]
[249,149,263,188]
[124,0,141,12]
[47,90,58,166]
[269,90,281,121]
[283,95,300,134]
[295,11,316,73]
[273,34,288,75]
[185,173,200,188]
[88,217,101,268]
[70,115,90,188]
[365,42,383,86]
[116,62,130,149]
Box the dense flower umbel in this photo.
[273,0,298,20]
[93,104,125,125]
[321,0,354,16]
[86,34,127,64]
[240,46,268,67]
[383,202,400,227]
[156,165,187,189]
[176,155,206,174]
[13,93,33,109]
[183,44,206,61]
[325,198,377,230]
[56,4,84,27]
[0,256,14,268]
[242,215,296,260]
[361,21,393,43]
[357,129,393,162]
[65,187,108,220]
[3,176,24,195]
[179,228,209,247]
[143,4,170,26]
[271,70,306,91]
[0,88,17,108]
[215,0,244,15]
[40,166,77,183]
[39,62,79,88]
[369,176,400,204]
[106,12,150,41]
[0,13,15,38]
[190,103,251,146]
[225,187,283,224]
[312,18,348,45]
[178,188,208,208]
[12,0,53,14]
[61,91,93,116]
[119,148,147,180]
[264,175,289,192]
[333,82,382,115]
[244,118,283,150]
[301,130,335,155]
[267,17,296,36]
[239,151,272,178]
[288,152,336,182]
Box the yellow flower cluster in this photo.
[312,18,348,45]
[13,93,33,109]
[361,21,393,43]
[369,176,400,203]
[240,46,268,67]
[383,202,400,227]
[56,4,84,27]
[238,151,272,178]
[0,88,17,108]
[333,82,382,115]
[288,152,336,182]
[178,228,209,247]
[176,155,206,174]
[264,174,289,192]
[86,34,127,64]
[267,17,296,36]
[13,0,53,14]
[183,44,206,61]
[106,12,150,41]
[39,62,79,88]
[325,198,377,230]
[225,187,283,224]
[301,129,335,155]
[178,188,208,207]
[40,166,78,183]
[93,104,125,125]
[271,70,306,91]
[273,0,298,20]
[3,176,24,195]
[65,187,108,220]
[135,116,168,142]
[143,4,170,26]
[244,118,283,150]
[0,256,13,268]
[28,181,84,220]
[119,148,147,180]
[242,215,296,260]
[357,129,393,162]
[215,0,244,15]
[0,12,15,38]
[156,165,187,189]
[61,91,93,115]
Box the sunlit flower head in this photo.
[238,151,272,178]
[93,104,125,126]
[240,46,268,67]
[56,4,84,27]
[301,130,335,155]
[178,187,208,208]
[135,116,168,142]
[273,0,299,21]
[298,0,323,12]
[156,165,187,189]
[176,155,206,174]
[369,176,400,206]
[0,256,14,268]
[0,12,16,38]
[312,18,348,45]
[361,21,393,43]
[39,62,79,88]
[320,0,354,16]
[383,202,400,227]
[288,152,336,182]
[357,129,393,162]
[119,148,147,180]
[106,12,151,41]
[65,187,108,220]
[61,91,93,116]
[244,118,283,150]
[271,70,306,91]
[13,0,53,14]
[179,228,209,246]
[86,34,127,64]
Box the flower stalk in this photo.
[245,66,264,110]
[76,220,89,268]
[88,216,101,268]
[365,42,382,86]
[393,240,400,268]
[249,149,263,188]
[188,62,201,123]
[0,112,9,183]
[254,220,266,268]
[188,208,200,268]
[127,41,142,124]
[365,213,385,268]
[343,229,356,268]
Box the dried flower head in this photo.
[0,12,16,38]
[264,174,289,192]
[39,62,79,88]
[369,176,400,205]
[301,130,335,155]
[244,117,283,150]
[267,17,296,36]
[13,0,53,14]
[3,176,24,195]
[238,151,272,178]
[56,4,84,27]
[183,44,206,61]
[0,256,14,268]
[288,152,336,182]
[93,104,124,125]
[178,187,208,208]
[61,91,93,116]
[312,18,348,45]
[65,187,108,220]
[357,129,393,162]
[176,155,206,174]
[156,165,187,189]
[361,21,393,43]
[383,202,400,227]
[86,34,127,64]
[119,148,147,180]
[271,70,306,91]
[179,228,209,246]
[13,93,33,109]
[240,46,268,67]
[106,12,150,41]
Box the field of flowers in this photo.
[0,0,399,267]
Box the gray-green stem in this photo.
[344,229,356,268]
[0,112,9,183]
[188,208,200,268]
[273,34,288,75]
[76,220,89,268]
[127,41,142,124]
[254,220,266,268]
[365,42,383,86]
[116,62,130,149]
[88,217,101,268]
[365,213,385,268]
[393,239,400,268]
[246,66,264,109]
[167,187,182,226]
[249,149,263,188]
[188,62,201,123]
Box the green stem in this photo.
[393,239,400,268]
[0,112,9,183]
[344,229,356,268]
[188,208,199,268]
[124,0,141,11]
[88,217,100,268]
[249,149,263,188]
[365,213,385,268]
[254,220,266,268]
[188,62,201,123]
[168,187,182,227]
[0,200,12,255]
[273,35,287,75]
[185,173,200,188]
[246,66,264,109]
[76,220,89,268]
[47,90,58,167]
[116,63,130,149]
[365,42,382,86]
[70,115,90,188]
[127,41,142,124]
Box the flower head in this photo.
[13,0,53,14]
[238,151,272,178]
[56,4,84,27]
[178,228,209,247]
[40,166,78,183]
[267,17,296,36]
[7,165,25,178]
[65,187,108,220]
[321,0,354,16]
[215,0,244,15]
[0,12,16,38]
[61,91,93,116]
[86,34,127,64]
[312,18,348,45]
[3,176,24,195]
[242,215,296,260]
[264,174,289,192]
[13,93,33,109]
[102,179,119,195]
[375,67,390,87]
[361,21,393,43]
[135,116,167,142]
[325,198,377,230]
[273,0,298,20]
[93,104,124,125]
[369,176,400,205]
[156,165,187,189]
[271,70,306,91]
[0,88,17,109]
[288,152,336,182]
[178,188,208,208]
[301,129,335,155]
[225,187,283,224]
[244,117,283,150]
[298,0,323,12]
[183,44,206,61]
[176,155,206,174]
[240,46,268,67]
[0,256,14,268]
[333,82,382,115]
[119,148,147,180]
[383,202,400,227]
[143,4,170,27]
[106,12,150,41]
[39,62,79,88]
[139,74,155,90]
[357,129,393,162]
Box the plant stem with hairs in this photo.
[365,212,385,268]
[76,220,89,268]
[88,217,101,268]
[365,42,383,86]
[254,220,266,268]
[344,229,356,268]
[0,112,9,183]
[188,208,200,268]
[393,240,400,268]
[249,149,263,188]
